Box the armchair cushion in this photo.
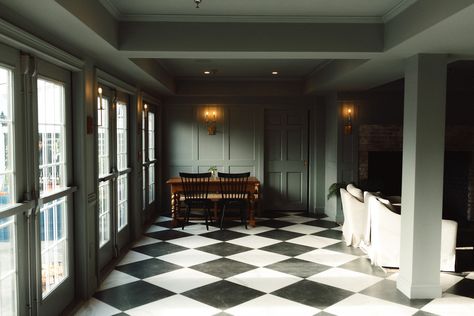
[346,184,363,202]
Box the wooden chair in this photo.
[179,172,213,230]
[218,172,250,230]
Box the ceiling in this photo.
[101,0,416,22]
[1,0,474,97]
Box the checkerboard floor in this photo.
[76,212,474,316]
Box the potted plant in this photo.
[208,166,218,178]
[327,182,347,200]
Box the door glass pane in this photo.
[148,112,155,161]
[40,197,68,298]
[98,181,110,247]
[98,97,109,177]
[117,175,127,231]
[142,111,146,164]
[38,78,66,196]
[0,67,14,207]
[116,102,127,172]
[0,215,17,316]
[148,164,155,204]
[142,167,146,209]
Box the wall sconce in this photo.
[98,86,104,126]
[344,107,353,135]
[204,110,217,135]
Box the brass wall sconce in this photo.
[344,107,353,135]
[204,110,217,135]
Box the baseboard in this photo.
[397,275,442,299]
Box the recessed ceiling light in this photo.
[272,71,279,75]
[204,70,211,75]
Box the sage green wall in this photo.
[162,96,324,214]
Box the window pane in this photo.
[116,102,127,171]
[98,181,110,247]
[40,197,68,298]
[148,112,155,161]
[142,111,146,163]
[38,78,66,196]
[0,215,17,316]
[148,164,155,204]
[142,167,146,209]
[98,97,109,177]
[0,67,14,208]
[117,175,128,231]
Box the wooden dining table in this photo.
[166,176,260,227]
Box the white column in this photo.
[397,54,447,298]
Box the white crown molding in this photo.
[383,0,419,22]
[98,0,121,19]
[119,14,383,24]
[0,18,84,71]
[97,68,136,95]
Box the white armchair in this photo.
[367,196,457,271]
[340,186,369,247]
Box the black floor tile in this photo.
[272,280,353,309]
[266,258,331,278]
[256,229,305,241]
[200,230,248,241]
[94,281,174,311]
[338,257,389,278]
[360,279,431,309]
[258,219,293,228]
[182,280,264,309]
[153,221,175,228]
[132,241,187,257]
[304,220,340,229]
[446,278,474,298]
[260,242,315,257]
[312,229,343,240]
[412,311,439,316]
[197,242,252,257]
[190,257,256,279]
[145,229,192,240]
[112,313,129,316]
[115,258,181,279]
[323,241,366,256]
[315,312,337,316]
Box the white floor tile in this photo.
[155,216,173,223]
[144,268,220,293]
[225,294,320,316]
[227,235,280,249]
[307,268,382,292]
[75,298,121,316]
[228,225,274,235]
[98,270,139,291]
[325,293,418,316]
[174,223,220,234]
[280,224,326,235]
[158,249,221,267]
[116,250,152,266]
[296,249,358,267]
[126,294,221,316]
[332,225,343,231]
[227,249,289,267]
[287,235,340,248]
[167,235,221,248]
[146,225,168,233]
[421,293,474,316]
[227,267,302,293]
[465,272,474,280]
[276,216,315,224]
[133,236,161,247]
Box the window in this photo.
[116,101,128,231]
[0,65,17,315]
[97,96,110,247]
[37,77,68,298]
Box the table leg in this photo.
[171,192,179,227]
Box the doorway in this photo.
[264,109,309,211]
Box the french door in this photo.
[97,86,131,271]
[0,41,75,316]
[142,103,157,221]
